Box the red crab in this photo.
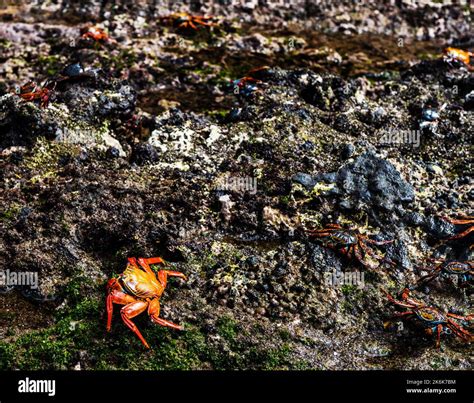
[16,81,53,108]
[106,257,187,349]
[229,76,262,96]
[162,12,216,31]
[382,288,473,348]
[443,47,473,68]
[306,223,393,269]
[228,67,270,97]
[440,215,473,249]
[81,26,112,43]
[416,259,473,288]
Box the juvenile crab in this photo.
[441,215,473,249]
[16,81,53,108]
[229,76,262,97]
[416,259,473,288]
[162,12,216,31]
[228,66,270,97]
[443,47,473,69]
[306,223,393,269]
[81,26,112,43]
[382,288,473,348]
[106,257,187,349]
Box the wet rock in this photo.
[334,152,415,212]
[292,172,316,190]
[106,147,121,159]
[131,143,160,165]
[341,143,355,159]
[309,244,342,276]
[403,212,426,227]
[301,76,355,112]
[423,216,456,239]
[272,261,288,279]
[385,240,412,270]
[0,78,134,156]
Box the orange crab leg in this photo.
[239,77,262,85]
[443,217,474,225]
[148,299,183,330]
[447,319,474,342]
[121,300,150,348]
[153,317,183,330]
[447,313,473,321]
[137,257,156,276]
[448,226,474,240]
[353,244,376,269]
[157,270,187,288]
[381,289,420,309]
[127,257,139,267]
[306,230,333,236]
[358,240,382,259]
[433,324,443,348]
[417,271,441,285]
[392,311,415,318]
[106,291,138,330]
[416,263,443,285]
[144,257,165,265]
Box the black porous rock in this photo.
[334,152,415,212]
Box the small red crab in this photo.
[163,12,216,31]
[16,81,53,108]
[81,26,111,43]
[106,257,187,349]
[382,288,473,348]
[228,67,270,97]
[440,215,473,249]
[229,76,262,96]
[306,223,393,269]
[443,47,473,68]
[416,259,473,288]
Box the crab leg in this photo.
[157,270,187,288]
[355,242,378,269]
[148,299,183,330]
[127,257,139,267]
[434,324,443,348]
[448,226,474,240]
[152,317,183,330]
[359,241,383,260]
[106,291,137,331]
[121,300,150,348]
[416,266,441,285]
[417,271,440,285]
[144,257,165,265]
[443,217,474,225]
[106,278,137,331]
[447,313,473,321]
[381,288,420,309]
[305,230,333,236]
[137,258,156,276]
[447,319,474,342]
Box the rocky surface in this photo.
[0,1,472,370]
